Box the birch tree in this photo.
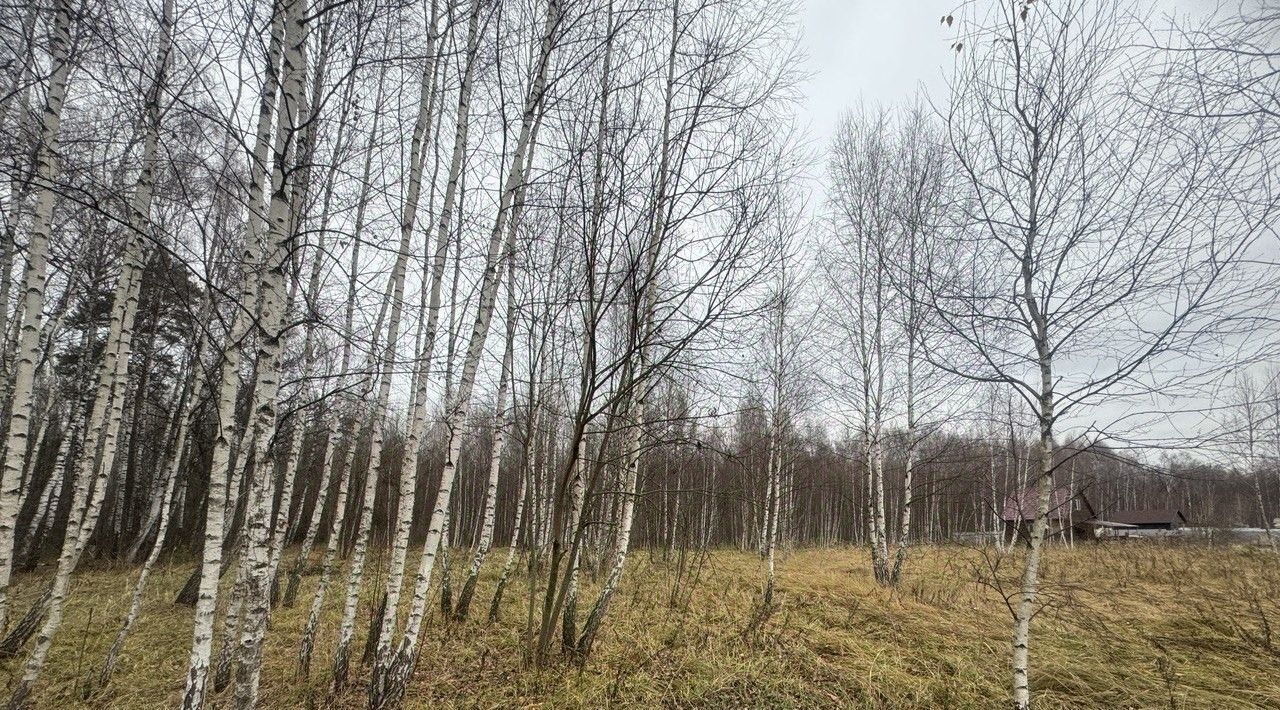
[367,3,561,706]
[332,0,476,689]
[453,265,518,619]
[180,1,288,705]
[938,2,1273,706]
[0,0,73,633]
[7,1,179,700]
[229,0,311,702]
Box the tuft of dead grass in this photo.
[1,544,1277,708]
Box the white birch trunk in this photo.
[559,438,587,647]
[17,384,84,569]
[762,419,780,605]
[256,12,334,608]
[369,6,558,705]
[294,408,355,678]
[455,271,517,619]
[1012,418,1053,710]
[100,343,193,688]
[180,1,286,704]
[6,0,174,694]
[487,454,528,623]
[890,349,916,583]
[0,0,72,633]
[9,249,144,707]
[335,3,464,685]
[277,17,361,607]
[280,72,366,608]
[1012,247,1056,709]
[328,391,381,690]
[293,60,390,681]
[0,3,39,366]
[369,0,451,664]
[575,381,644,657]
[231,1,307,702]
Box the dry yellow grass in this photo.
[1,543,1278,708]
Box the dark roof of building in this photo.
[1104,509,1187,526]
[1001,485,1094,522]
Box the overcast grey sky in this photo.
[796,1,1217,148]
[792,0,1257,458]
[798,0,956,152]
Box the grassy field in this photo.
[1,543,1277,708]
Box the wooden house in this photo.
[1000,485,1098,545]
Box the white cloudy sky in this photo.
[798,0,956,146]
[794,0,1219,151]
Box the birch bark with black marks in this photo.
[368,5,559,706]
[0,0,73,634]
[455,265,517,620]
[254,7,337,613]
[230,0,308,702]
[180,1,287,705]
[368,0,452,667]
[293,59,389,681]
[279,36,364,606]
